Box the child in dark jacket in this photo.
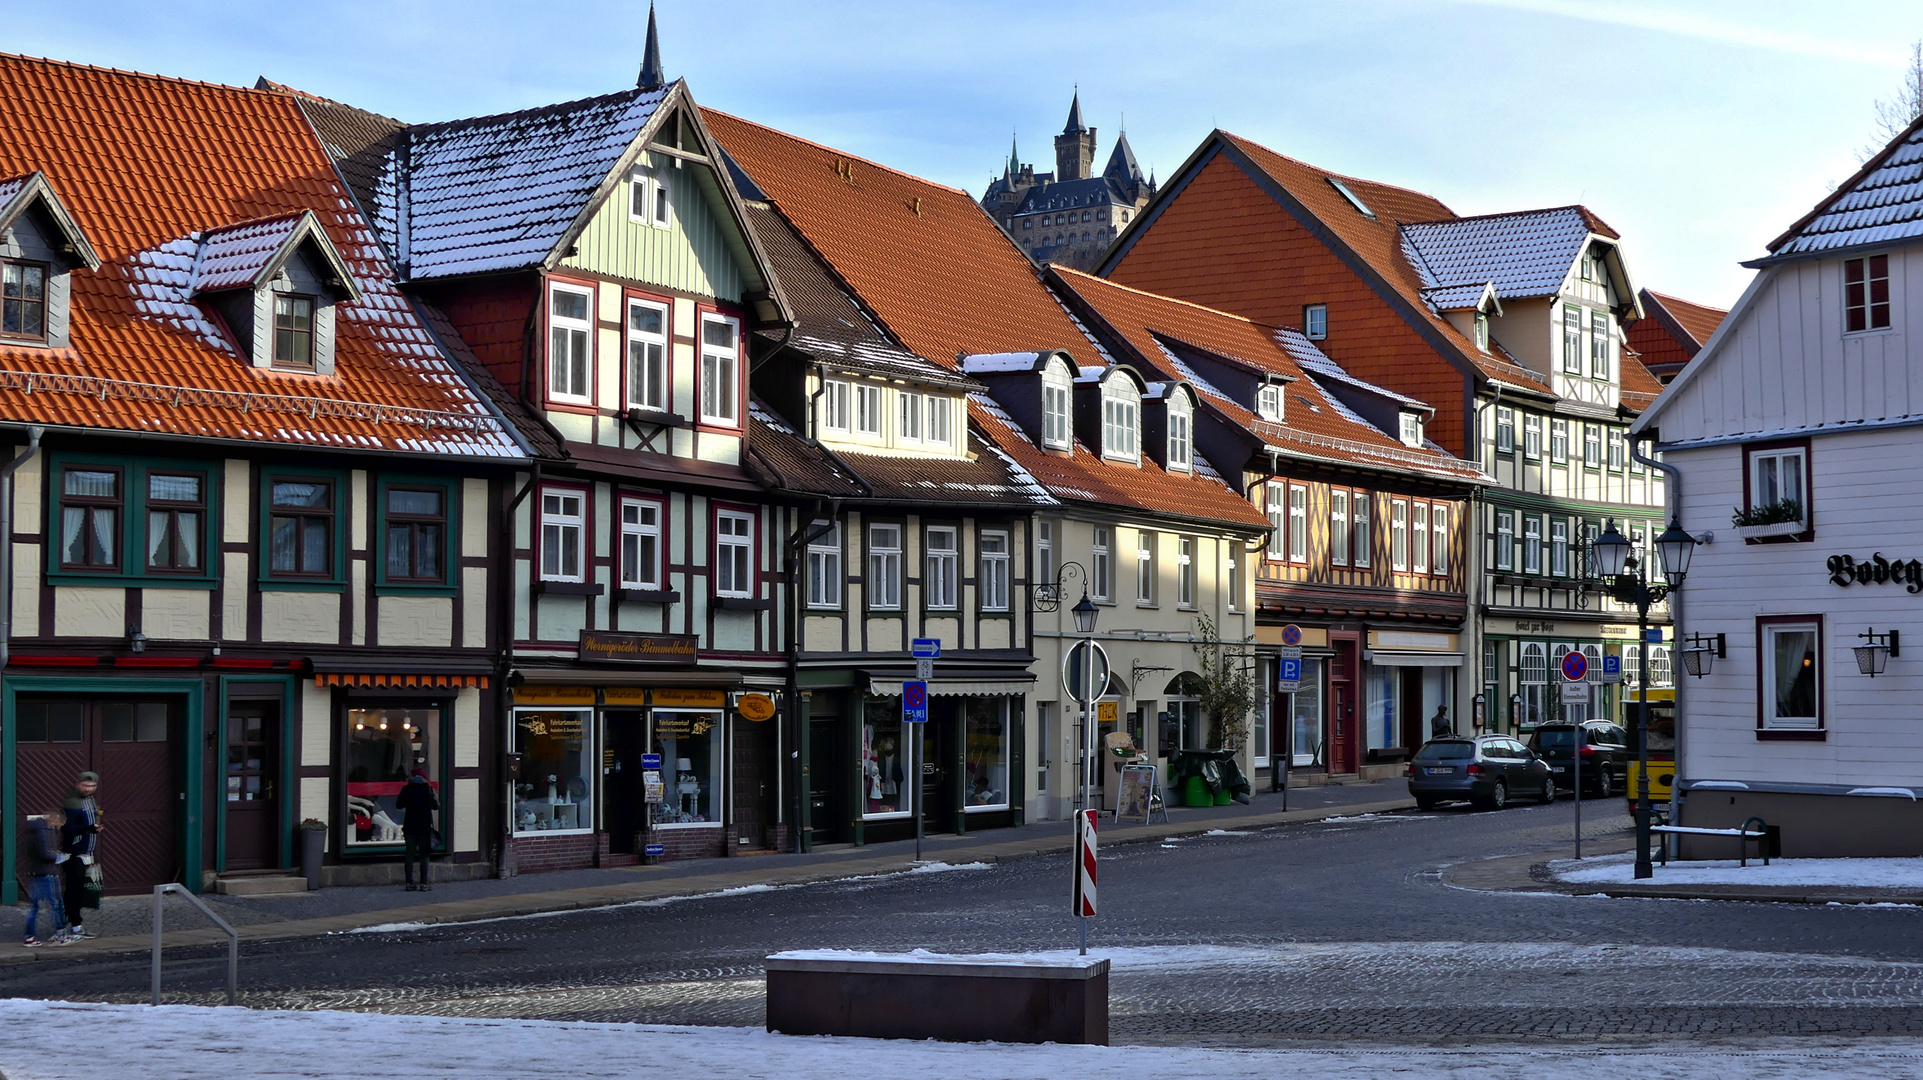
[21,807,69,947]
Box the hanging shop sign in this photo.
[1827,553,1923,594]
[737,693,776,722]
[578,630,701,665]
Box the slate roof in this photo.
[0,54,525,457]
[745,399,865,498]
[1401,206,1610,305]
[1013,176,1137,216]
[1767,114,1923,259]
[1051,268,1484,484]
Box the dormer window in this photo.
[1474,311,1489,351]
[188,210,357,378]
[1256,383,1284,422]
[926,394,954,447]
[1101,378,1140,462]
[1042,364,1072,450]
[0,172,101,350]
[1,260,47,342]
[1399,411,1424,448]
[1304,304,1327,340]
[1167,392,1192,473]
[273,295,315,370]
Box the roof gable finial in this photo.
[637,3,665,91]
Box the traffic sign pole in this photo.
[903,678,929,861]
[1560,649,1588,860]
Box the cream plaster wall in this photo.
[377,595,453,648]
[260,591,339,645]
[53,586,122,638]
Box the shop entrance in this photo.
[808,713,845,845]
[602,710,648,856]
[918,701,956,833]
[224,702,280,871]
[1329,639,1358,774]
[13,696,182,894]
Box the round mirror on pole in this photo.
[1655,520,1696,588]
[1594,521,1632,579]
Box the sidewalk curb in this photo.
[5,797,1414,964]
[1443,844,1923,906]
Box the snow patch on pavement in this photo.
[1554,853,1923,890]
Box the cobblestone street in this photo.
[7,799,1923,1045]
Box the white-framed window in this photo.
[1037,519,1055,593]
[700,314,741,427]
[1760,618,1821,730]
[1352,492,1371,569]
[1607,429,1626,471]
[1550,517,1569,577]
[1495,406,1514,454]
[822,379,851,433]
[1091,525,1112,601]
[1412,501,1429,574]
[1266,482,1286,561]
[1551,419,1569,462]
[714,509,754,597]
[1845,255,1892,333]
[1524,414,1542,460]
[1562,304,1583,374]
[1136,530,1156,604]
[1399,412,1423,448]
[1042,370,1072,449]
[619,496,662,590]
[1177,536,1195,608]
[855,383,884,436]
[1227,542,1242,610]
[1431,504,1448,576]
[628,167,671,229]
[1102,380,1140,461]
[1304,303,1327,340]
[1624,642,1643,690]
[1474,311,1489,350]
[1391,498,1409,572]
[548,284,593,403]
[1748,445,1807,523]
[1519,642,1547,727]
[981,530,1010,612]
[1330,489,1350,566]
[1288,484,1308,563]
[926,526,958,610]
[1256,383,1284,422]
[1649,644,1673,688]
[806,520,841,609]
[1167,393,1192,472]
[1583,424,1601,468]
[1523,514,1541,575]
[626,298,668,412]
[868,523,902,610]
[1590,310,1611,378]
[898,390,923,444]
[926,395,953,447]
[1495,509,1514,571]
[539,488,587,582]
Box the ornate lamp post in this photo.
[1594,518,1697,880]
[1072,593,1099,812]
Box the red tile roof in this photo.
[1645,290,1727,350]
[0,54,522,457]
[1627,289,1728,388]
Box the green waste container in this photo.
[1214,789,1234,806]
[1183,775,1212,807]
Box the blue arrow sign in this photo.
[912,638,941,659]
[902,680,929,723]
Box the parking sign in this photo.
[1278,656,1302,693]
[902,680,928,723]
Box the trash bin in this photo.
[1182,775,1211,807]
[1171,750,1254,807]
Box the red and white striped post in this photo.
[1073,808,1097,954]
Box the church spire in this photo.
[637,3,665,91]
[1063,86,1087,135]
[1007,131,1020,179]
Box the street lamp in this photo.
[1599,517,1698,880]
[1854,628,1900,677]
[1072,593,1098,635]
[1072,593,1099,815]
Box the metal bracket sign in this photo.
[902,680,928,724]
[912,638,942,659]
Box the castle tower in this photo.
[1053,89,1097,182]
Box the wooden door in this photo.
[15,696,180,893]
[1329,639,1359,774]
[602,711,648,855]
[807,715,844,845]
[224,703,279,870]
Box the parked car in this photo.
[1527,721,1631,798]
[1406,735,1555,811]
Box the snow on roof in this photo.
[380,85,669,279]
[1420,281,1496,312]
[192,214,308,292]
[1273,328,1430,410]
[1400,206,1596,301]
[1768,122,1923,258]
[960,351,1044,374]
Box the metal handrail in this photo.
[151,884,238,1006]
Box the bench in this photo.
[1651,815,1770,867]
[765,951,1109,1045]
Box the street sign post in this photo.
[915,657,933,681]
[1277,656,1302,694]
[1560,650,1587,858]
[904,680,928,860]
[1276,630,1305,810]
[1280,624,1303,647]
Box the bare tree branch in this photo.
[1862,39,1923,161]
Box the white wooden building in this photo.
[1631,115,1923,856]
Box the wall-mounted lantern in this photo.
[1854,628,1901,677]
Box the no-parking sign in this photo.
[902,680,928,724]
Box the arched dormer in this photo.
[1142,380,1197,473]
[1080,364,1146,465]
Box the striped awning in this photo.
[315,673,491,689]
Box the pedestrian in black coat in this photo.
[394,770,439,891]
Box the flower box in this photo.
[1735,521,1805,540]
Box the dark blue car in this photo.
[1406,735,1556,811]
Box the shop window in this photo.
[980,529,1010,612]
[346,706,441,849]
[806,520,841,609]
[1412,502,1429,574]
[380,484,449,587]
[1288,485,1308,563]
[548,284,594,404]
[1352,493,1371,569]
[964,699,1010,810]
[862,699,911,818]
[714,508,755,597]
[652,710,723,826]
[619,496,664,590]
[1519,643,1547,727]
[1291,658,1323,765]
[926,526,958,610]
[700,313,742,427]
[1177,536,1196,608]
[1091,525,1111,601]
[513,708,592,833]
[1330,489,1350,566]
[58,465,119,572]
[1844,255,1891,333]
[626,298,669,411]
[869,523,902,609]
[1431,504,1448,576]
[266,476,337,581]
[538,487,586,583]
[1759,617,1822,732]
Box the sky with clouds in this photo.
[12,1,1922,308]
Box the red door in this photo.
[15,697,181,894]
[1328,638,1359,774]
[224,703,281,870]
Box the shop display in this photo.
[343,707,441,848]
[513,708,592,833]
[862,701,908,817]
[963,698,1009,810]
[650,710,721,826]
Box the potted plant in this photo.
[298,818,327,891]
[1732,498,1806,540]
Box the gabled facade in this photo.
[0,55,531,899]
[295,62,800,867]
[1626,288,1728,384]
[1631,114,1923,856]
[708,108,1271,822]
[1099,132,1672,744]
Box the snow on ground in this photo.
[2,1000,1921,1080]
[1553,853,1923,890]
